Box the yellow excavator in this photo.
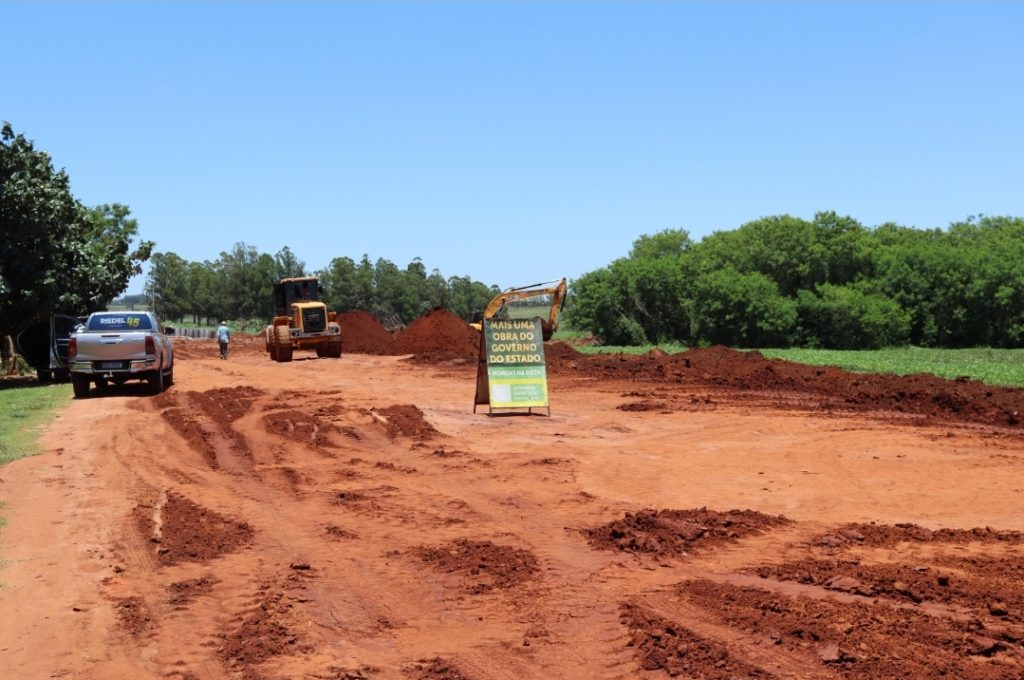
[469,278,568,341]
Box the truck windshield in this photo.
[87,314,153,332]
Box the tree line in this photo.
[8,123,1023,352]
[567,212,1024,349]
[143,244,498,329]
[1,122,151,343]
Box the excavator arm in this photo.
[479,278,567,341]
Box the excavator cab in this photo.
[470,278,567,341]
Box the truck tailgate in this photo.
[77,333,149,362]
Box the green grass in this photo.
[758,347,1024,387]
[0,383,70,465]
[563,342,1024,388]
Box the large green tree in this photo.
[1,122,151,337]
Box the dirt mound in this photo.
[135,492,254,565]
[262,409,345,449]
[814,522,1024,548]
[585,508,791,558]
[114,596,154,638]
[617,400,668,412]
[680,578,1024,678]
[407,657,478,680]
[547,345,1024,429]
[156,388,261,469]
[753,556,1024,622]
[412,539,539,593]
[167,576,218,606]
[620,602,775,678]
[373,404,440,439]
[543,341,582,362]
[380,308,480,361]
[219,579,308,667]
[338,310,392,354]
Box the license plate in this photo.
[100,361,124,369]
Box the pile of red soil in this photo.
[373,404,441,439]
[338,310,392,353]
[585,507,791,559]
[752,557,1024,620]
[134,493,254,565]
[814,522,1024,548]
[379,307,481,361]
[547,344,1024,429]
[412,539,539,593]
[680,578,1024,678]
[408,657,478,680]
[620,602,773,678]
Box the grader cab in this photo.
[265,277,342,362]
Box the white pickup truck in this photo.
[68,311,175,398]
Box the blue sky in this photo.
[6,2,1023,294]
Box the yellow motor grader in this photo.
[468,278,567,341]
[265,276,342,362]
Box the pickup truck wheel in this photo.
[165,364,174,387]
[71,374,91,398]
[147,368,165,395]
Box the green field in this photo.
[0,383,70,465]
[759,347,1024,387]
[558,338,1024,388]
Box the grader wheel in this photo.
[274,325,293,362]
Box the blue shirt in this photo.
[217,325,230,343]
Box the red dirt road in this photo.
[2,323,1024,679]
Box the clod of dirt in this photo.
[585,508,791,558]
[324,525,359,539]
[380,307,481,361]
[412,539,539,594]
[320,666,378,680]
[373,404,440,439]
[617,400,669,412]
[337,310,392,354]
[406,657,478,680]
[114,596,153,638]
[167,575,218,606]
[620,602,776,678]
[135,493,254,565]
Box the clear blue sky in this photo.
[6,2,1023,294]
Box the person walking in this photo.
[217,321,231,359]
